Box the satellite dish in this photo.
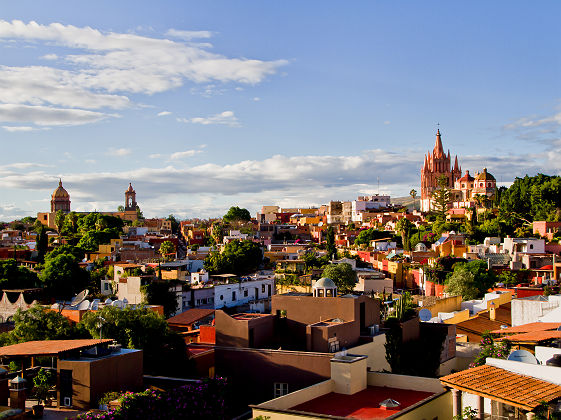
[70,289,89,307]
[112,300,124,309]
[419,308,432,322]
[91,299,100,311]
[557,326,561,332]
[507,350,538,365]
[51,303,62,310]
[104,298,113,305]
[77,300,90,311]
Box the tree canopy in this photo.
[204,240,262,275]
[223,206,251,223]
[500,173,561,224]
[40,247,89,299]
[445,260,496,300]
[321,263,356,293]
[0,259,39,290]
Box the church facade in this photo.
[420,130,497,213]
[37,181,140,229]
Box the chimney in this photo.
[489,302,496,321]
[330,354,368,395]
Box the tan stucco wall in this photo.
[394,391,452,420]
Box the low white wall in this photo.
[367,372,445,393]
[256,379,334,410]
[535,346,561,365]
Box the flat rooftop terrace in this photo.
[291,386,434,419]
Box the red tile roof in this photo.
[167,308,214,326]
[497,330,561,343]
[491,322,561,334]
[0,339,112,357]
[440,365,561,410]
[290,386,435,419]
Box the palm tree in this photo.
[409,189,417,210]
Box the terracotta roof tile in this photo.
[497,330,561,343]
[167,308,214,326]
[456,317,504,334]
[441,365,561,410]
[491,322,561,334]
[0,339,112,357]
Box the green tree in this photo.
[431,174,451,221]
[204,240,262,275]
[40,253,89,299]
[223,206,251,223]
[6,305,76,344]
[321,263,356,293]
[0,259,38,290]
[143,281,179,318]
[159,241,176,261]
[55,210,66,235]
[325,226,336,259]
[409,189,417,210]
[35,224,48,263]
[445,260,496,300]
[79,306,189,375]
[396,218,414,251]
[117,205,125,212]
[167,214,180,234]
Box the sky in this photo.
[1,1,561,220]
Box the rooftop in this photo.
[290,386,434,419]
[440,364,561,410]
[491,322,561,334]
[0,339,112,357]
[497,330,561,343]
[167,308,215,326]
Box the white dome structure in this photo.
[313,277,337,297]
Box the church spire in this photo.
[453,155,459,172]
[433,129,444,158]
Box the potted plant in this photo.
[32,368,52,418]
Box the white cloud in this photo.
[384,120,391,125]
[253,97,260,101]
[0,147,557,219]
[85,159,96,164]
[2,125,42,132]
[165,29,212,40]
[169,149,202,160]
[157,111,171,117]
[0,104,114,126]
[149,153,162,159]
[0,20,287,127]
[182,110,241,127]
[107,147,132,157]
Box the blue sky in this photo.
[1,1,560,219]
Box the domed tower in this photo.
[472,168,496,199]
[313,277,337,297]
[51,179,71,213]
[125,183,137,211]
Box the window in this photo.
[232,291,236,301]
[104,283,109,291]
[220,295,223,301]
[529,244,534,250]
[274,383,289,398]
[262,285,265,293]
[244,290,248,297]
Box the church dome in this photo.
[52,179,69,199]
[475,168,495,181]
[314,277,336,289]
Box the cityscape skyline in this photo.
[1,1,561,219]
